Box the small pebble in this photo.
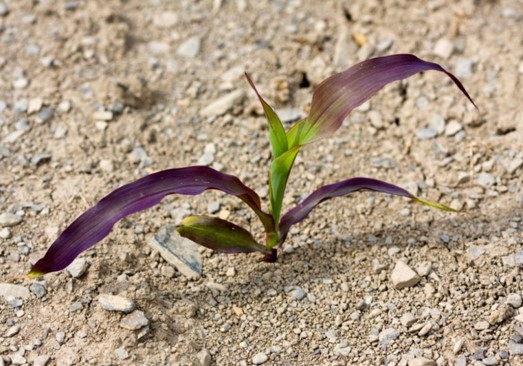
[408,357,436,366]
[506,293,522,308]
[6,324,20,337]
[30,283,47,298]
[33,355,50,366]
[119,310,149,330]
[391,261,421,289]
[476,172,495,188]
[445,120,463,136]
[200,90,244,117]
[0,212,23,227]
[455,58,474,78]
[116,347,129,360]
[509,340,523,355]
[177,36,201,58]
[0,2,8,16]
[415,127,438,140]
[252,352,268,365]
[36,108,54,123]
[98,294,136,313]
[378,328,399,347]
[197,349,212,366]
[474,320,490,330]
[483,356,498,365]
[66,258,88,278]
[13,78,29,89]
[400,313,416,327]
[93,111,113,121]
[433,38,454,59]
[14,98,29,113]
[287,286,306,300]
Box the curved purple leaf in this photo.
[293,54,477,145]
[30,166,272,276]
[279,177,453,241]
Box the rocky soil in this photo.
[1,0,523,365]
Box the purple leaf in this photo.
[30,166,272,276]
[279,177,454,241]
[290,54,477,145]
[177,215,268,253]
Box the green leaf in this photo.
[177,215,268,253]
[245,73,288,157]
[269,146,301,233]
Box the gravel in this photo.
[98,294,136,313]
[390,261,421,289]
[119,310,149,330]
[0,212,23,227]
[65,258,88,278]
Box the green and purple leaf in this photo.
[29,166,273,277]
[245,73,288,157]
[176,215,268,254]
[288,54,477,146]
[278,177,455,241]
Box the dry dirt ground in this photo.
[1,0,523,365]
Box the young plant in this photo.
[29,54,475,277]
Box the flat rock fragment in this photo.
[150,225,202,279]
[391,261,421,289]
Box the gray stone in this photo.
[433,38,454,59]
[150,225,202,279]
[0,284,30,300]
[467,246,486,261]
[115,347,129,360]
[11,354,26,365]
[506,293,522,308]
[207,201,221,214]
[0,227,10,239]
[66,258,88,278]
[120,310,149,330]
[0,212,23,227]
[474,320,490,330]
[333,341,351,356]
[30,283,47,298]
[0,2,8,16]
[278,108,302,123]
[430,113,446,135]
[36,108,54,123]
[14,98,29,113]
[415,128,438,140]
[286,286,306,300]
[197,349,211,366]
[197,143,216,165]
[252,352,268,365]
[177,36,201,58]
[509,340,523,355]
[455,355,466,366]
[455,58,474,78]
[31,153,52,166]
[33,355,51,366]
[98,294,135,313]
[200,89,244,117]
[476,172,495,188]
[483,356,498,365]
[129,147,153,167]
[378,328,399,347]
[391,261,421,289]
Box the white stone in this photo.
[0,212,22,227]
[66,258,88,278]
[177,36,201,58]
[119,310,149,330]
[0,283,30,300]
[391,261,421,289]
[507,293,522,308]
[93,111,113,121]
[27,98,43,114]
[98,294,135,313]
[200,90,244,117]
[433,38,454,59]
[252,352,268,365]
[445,120,463,136]
[153,11,178,28]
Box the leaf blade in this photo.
[245,73,288,157]
[177,215,267,253]
[296,54,477,145]
[279,177,455,240]
[31,166,272,275]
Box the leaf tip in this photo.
[413,196,458,212]
[27,268,45,279]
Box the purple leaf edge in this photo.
[279,177,431,241]
[30,166,269,276]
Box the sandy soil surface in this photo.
[1,0,523,365]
